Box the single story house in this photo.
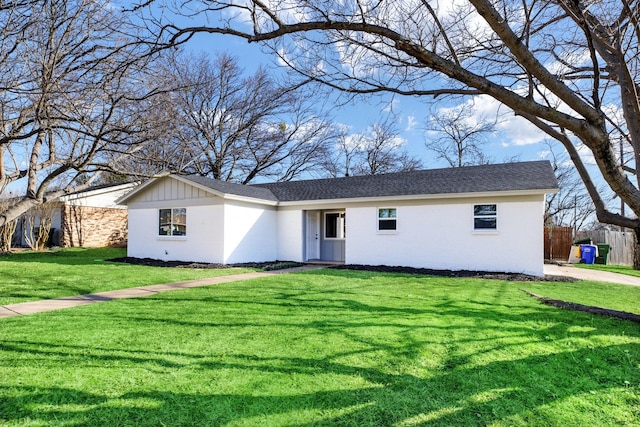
[14,182,135,248]
[117,161,558,276]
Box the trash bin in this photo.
[595,244,610,265]
[580,244,597,264]
[574,238,592,245]
[568,245,582,264]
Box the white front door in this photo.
[305,211,321,260]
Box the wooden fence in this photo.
[545,227,635,265]
[576,229,635,266]
[544,226,573,261]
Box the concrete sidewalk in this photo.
[544,264,640,286]
[4,263,637,320]
[0,265,324,319]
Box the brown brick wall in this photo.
[60,205,128,248]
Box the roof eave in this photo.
[62,182,138,202]
[117,174,279,206]
[276,188,558,207]
[221,193,278,206]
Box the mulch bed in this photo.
[332,263,576,282]
[109,257,575,282]
[107,257,281,270]
[522,290,640,323]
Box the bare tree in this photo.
[323,118,422,176]
[23,201,57,250]
[147,0,640,266]
[322,128,364,178]
[0,0,160,227]
[544,142,596,231]
[354,120,422,175]
[425,102,495,167]
[151,50,338,183]
[0,193,17,252]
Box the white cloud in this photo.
[538,150,550,159]
[497,114,547,146]
[276,47,289,67]
[379,134,407,149]
[382,98,400,113]
[429,95,547,147]
[343,133,365,150]
[405,115,417,132]
[546,48,592,77]
[576,142,597,165]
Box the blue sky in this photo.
[185,32,556,171]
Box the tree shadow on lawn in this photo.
[1,342,637,426]
[3,295,588,369]
[108,295,638,375]
[2,296,638,426]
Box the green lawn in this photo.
[0,268,638,426]
[576,263,640,278]
[525,278,640,314]
[0,248,256,305]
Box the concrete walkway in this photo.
[544,263,640,286]
[0,265,324,319]
[3,263,637,319]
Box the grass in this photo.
[524,278,640,314]
[576,263,640,278]
[0,268,638,426]
[0,248,256,305]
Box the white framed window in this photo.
[159,208,187,236]
[378,208,397,231]
[473,204,497,230]
[325,211,345,239]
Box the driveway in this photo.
[544,264,640,286]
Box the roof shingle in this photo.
[180,175,279,202]
[253,160,558,202]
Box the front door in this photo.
[305,211,321,261]
[321,211,345,262]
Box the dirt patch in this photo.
[332,264,576,282]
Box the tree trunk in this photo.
[634,228,640,270]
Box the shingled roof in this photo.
[180,175,279,202]
[121,161,557,205]
[253,160,557,202]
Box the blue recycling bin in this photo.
[580,244,596,264]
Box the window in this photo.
[378,208,397,231]
[474,204,497,230]
[325,212,345,239]
[159,208,187,236]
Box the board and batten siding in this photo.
[126,179,212,203]
[345,195,546,276]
